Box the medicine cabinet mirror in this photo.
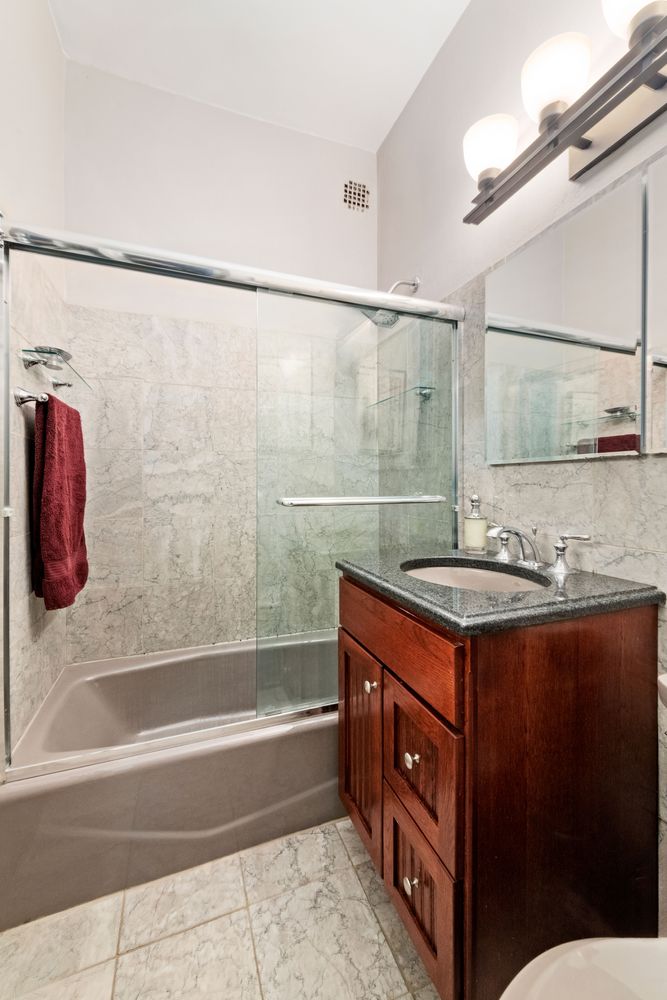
[484,177,643,465]
[647,152,667,454]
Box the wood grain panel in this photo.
[383,782,461,1000]
[384,670,463,877]
[340,576,464,727]
[465,605,659,1000]
[338,627,383,870]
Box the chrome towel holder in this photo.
[14,388,49,406]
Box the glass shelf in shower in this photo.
[21,348,93,393]
[561,409,639,427]
[368,384,436,407]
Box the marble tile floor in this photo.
[0,819,438,1000]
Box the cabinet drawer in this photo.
[339,577,464,728]
[384,671,463,877]
[383,782,460,1000]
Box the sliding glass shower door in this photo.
[255,290,457,717]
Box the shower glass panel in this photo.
[5,252,260,772]
[2,233,459,778]
[255,290,456,717]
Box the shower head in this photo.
[360,308,401,328]
[361,276,421,327]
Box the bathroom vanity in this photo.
[336,554,662,1000]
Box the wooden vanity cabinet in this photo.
[338,628,383,868]
[338,575,658,1000]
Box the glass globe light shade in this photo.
[521,33,592,126]
[602,0,667,42]
[462,114,519,187]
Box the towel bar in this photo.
[14,388,49,406]
[277,495,447,507]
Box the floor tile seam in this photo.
[238,854,268,1000]
[243,852,357,908]
[347,860,416,999]
[11,959,118,1000]
[115,901,250,958]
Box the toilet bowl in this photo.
[500,938,667,999]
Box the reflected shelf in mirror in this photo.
[561,409,639,426]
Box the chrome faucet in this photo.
[547,532,591,580]
[487,524,543,568]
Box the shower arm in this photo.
[387,277,421,295]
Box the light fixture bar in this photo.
[464,17,667,224]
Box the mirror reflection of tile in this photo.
[485,174,645,464]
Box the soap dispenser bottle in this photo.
[463,494,488,553]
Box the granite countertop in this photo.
[335,549,665,636]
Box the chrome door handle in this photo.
[404,752,421,770]
[363,680,378,694]
[403,876,419,897]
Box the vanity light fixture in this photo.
[463,114,519,191]
[521,33,592,132]
[602,0,667,45]
[463,9,667,224]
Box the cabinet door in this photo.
[384,783,460,1000]
[338,628,383,869]
[384,670,463,877]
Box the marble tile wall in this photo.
[377,319,454,553]
[8,254,257,746]
[451,273,667,933]
[8,262,456,746]
[63,303,257,663]
[256,323,380,639]
[9,255,68,745]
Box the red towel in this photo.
[596,433,641,454]
[31,396,89,610]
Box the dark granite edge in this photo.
[336,559,664,637]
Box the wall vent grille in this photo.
[343,180,370,212]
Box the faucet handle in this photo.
[558,532,591,544]
[549,532,591,579]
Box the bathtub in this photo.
[0,633,342,930]
[500,938,667,999]
[11,630,337,773]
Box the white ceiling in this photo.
[48,0,471,151]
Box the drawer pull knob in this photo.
[402,875,419,897]
[363,680,378,694]
[404,752,421,769]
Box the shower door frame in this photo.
[0,223,462,783]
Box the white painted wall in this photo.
[64,62,378,307]
[0,0,65,227]
[378,0,667,298]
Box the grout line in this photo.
[115,890,127,957]
[346,861,415,999]
[115,902,249,958]
[110,952,120,999]
[11,961,118,1000]
[239,859,266,1000]
[4,823,351,991]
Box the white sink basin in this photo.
[404,564,549,593]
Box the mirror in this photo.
[485,177,643,464]
[647,152,667,454]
